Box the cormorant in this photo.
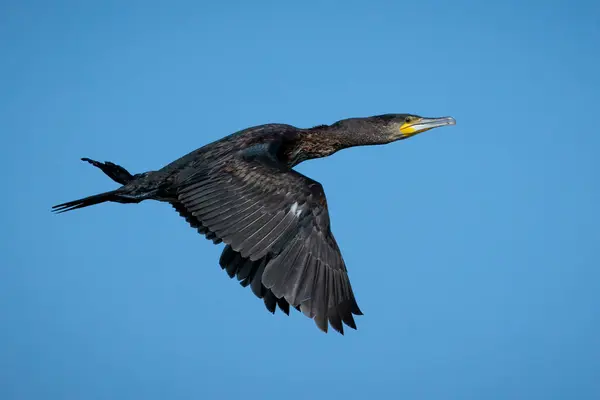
[52,114,456,334]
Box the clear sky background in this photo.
[2,1,599,399]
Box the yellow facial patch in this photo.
[400,122,416,136]
[399,120,427,137]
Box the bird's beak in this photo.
[400,116,456,138]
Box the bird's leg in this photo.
[81,157,135,185]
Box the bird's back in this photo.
[158,123,299,175]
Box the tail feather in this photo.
[51,190,121,214]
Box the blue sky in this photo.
[2,0,599,399]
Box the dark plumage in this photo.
[52,113,456,334]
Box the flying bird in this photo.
[53,114,456,334]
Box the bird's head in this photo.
[371,113,457,141]
[324,113,456,147]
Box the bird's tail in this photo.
[51,190,124,214]
[52,157,152,214]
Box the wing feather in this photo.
[171,143,362,334]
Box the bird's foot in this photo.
[81,157,135,185]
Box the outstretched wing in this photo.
[171,144,362,334]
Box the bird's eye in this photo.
[405,117,411,123]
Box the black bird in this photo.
[53,113,456,334]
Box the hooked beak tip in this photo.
[427,116,456,127]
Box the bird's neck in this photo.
[283,124,385,167]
